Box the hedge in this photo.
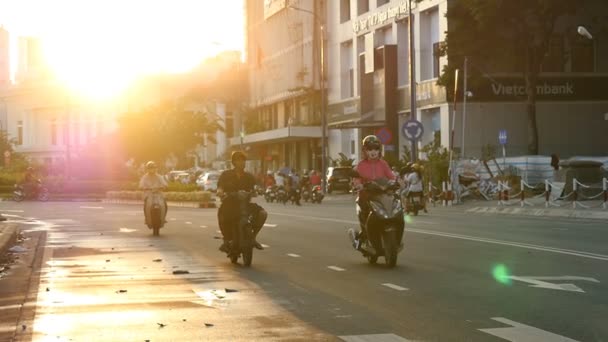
[106,191,213,202]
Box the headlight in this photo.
[369,201,388,219]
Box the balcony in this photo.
[229,125,322,146]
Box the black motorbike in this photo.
[301,186,311,202]
[222,191,257,267]
[288,188,301,205]
[275,186,288,204]
[311,185,324,203]
[352,175,404,268]
[402,190,424,216]
[13,180,49,202]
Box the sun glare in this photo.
[1,0,244,100]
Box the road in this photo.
[0,196,607,341]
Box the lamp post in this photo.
[407,0,417,162]
[287,4,327,193]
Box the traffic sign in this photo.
[374,127,393,145]
[401,120,424,141]
[498,129,507,145]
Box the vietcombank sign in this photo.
[466,76,608,102]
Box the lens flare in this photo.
[492,264,512,285]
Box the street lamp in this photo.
[577,26,593,40]
[287,4,327,193]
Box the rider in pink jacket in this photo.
[349,135,395,250]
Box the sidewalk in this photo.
[443,198,608,221]
[0,223,19,260]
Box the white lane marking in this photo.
[119,228,137,233]
[339,333,412,341]
[287,253,301,258]
[200,225,207,228]
[216,230,221,234]
[79,206,103,209]
[272,212,433,225]
[381,283,408,291]
[479,317,580,342]
[508,276,599,293]
[185,222,192,224]
[327,266,346,272]
[0,209,24,213]
[261,244,270,248]
[264,223,277,227]
[271,213,608,261]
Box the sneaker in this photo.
[253,240,264,250]
[347,228,358,249]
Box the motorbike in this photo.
[276,186,288,204]
[288,188,301,205]
[144,188,167,236]
[402,190,424,216]
[222,190,258,267]
[13,180,50,202]
[311,185,324,203]
[301,186,311,202]
[264,186,276,203]
[352,174,404,268]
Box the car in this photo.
[197,171,220,192]
[326,166,353,194]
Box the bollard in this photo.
[520,179,525,207]
[545,180,550,208]
[442,181,447,206]
[447,182,453,206]
[603,178,607,210]
[572,179,578,209]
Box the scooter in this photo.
[144,188,167,236]
[276,186,288,204]
[301,186,311,202]
[402,190,424,216]
[311,185,324,203]
[264,186,276,203]
[13,180,49,202]
[222,190,257,267]
[351,174,404,268]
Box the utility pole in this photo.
[408,0,417,161]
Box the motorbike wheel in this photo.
[382,229,398,268]
[13,193,24,202]
[38,189,50,202]
[151,207,162,236]
[367,255,378,264]
[230,254,239,264]
[242,247,253,267]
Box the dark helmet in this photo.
[231,151,247,163]
[145,161,157,170]
[362,135,381,150]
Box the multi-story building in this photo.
[327,0,608,161]
[240,0,324,174]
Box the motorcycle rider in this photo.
[217,151,267,252]
[21,167,38,197]
[138,161,168,226]
[404,163,427,213]
[348,135,396,250]
[264,170,276,187]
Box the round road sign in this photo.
[401,120,424,141]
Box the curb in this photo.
[102,199,217,208]
[0,223,19,258]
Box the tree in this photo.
[439,0,582,154]
[116,100,224,167]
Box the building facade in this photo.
[239,0,324,174]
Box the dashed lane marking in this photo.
[327,266,346,272]
[287,253,301,258]
[382,283,408,291]
[79,206,103,209]
[261,244,270,248]
[200,225,207,228]
[339,333,412,341]
[264,223,277,227]
[185,222,192,224]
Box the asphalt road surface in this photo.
[0,196,606,341]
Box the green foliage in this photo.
[439,0,585,154]
[330,153,355,167]
[419,131,451,188]
[106,190,212,202]
[116,101,224,166]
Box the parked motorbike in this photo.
[264,186,276,203]
[311,185,324,203]
[222,190,257,267]
[352,174,404,268]
[144,188,167,236]
[13,180,49,202]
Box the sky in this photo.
[0,0,244,98]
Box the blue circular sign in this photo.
[402,120,424,141]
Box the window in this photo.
[358,0,369,15]
[17,120,23,145]
[51,118,57,145]
[571,36,594,72]
[340,0,351,23]
[542,36,565,72]
[350,140,355,154]
[377,0,389,7]
[433,42,441,78]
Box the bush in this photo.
[106,191,212,202]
